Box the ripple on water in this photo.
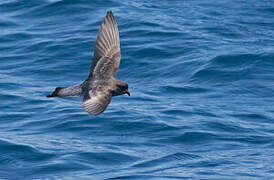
[132,152,200,168]
[0,139,55,168]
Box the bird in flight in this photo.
[47,11,130,115]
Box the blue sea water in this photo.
[1,0,274,179]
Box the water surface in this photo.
[1,0,274,179]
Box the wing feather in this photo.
[89,11,121,78]
[82,88,112,115]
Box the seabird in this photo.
[47,11,130,115]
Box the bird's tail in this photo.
[46,84,83,98]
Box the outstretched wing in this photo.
[89,11,121,79]
[82,87,112,115]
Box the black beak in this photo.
[125,89,130,96]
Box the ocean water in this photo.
[1,0,274,179]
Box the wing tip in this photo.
[82,97,106,116]
[107,10,113,17]
[106,10,116,22]
[82,102,101,116]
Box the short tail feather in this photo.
[46,84,83,97]
[46,87,64,97]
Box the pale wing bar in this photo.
[93,56,117,80]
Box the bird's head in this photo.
[114,81,130,96]
[123,83,130,96]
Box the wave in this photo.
[190,53,274,84]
